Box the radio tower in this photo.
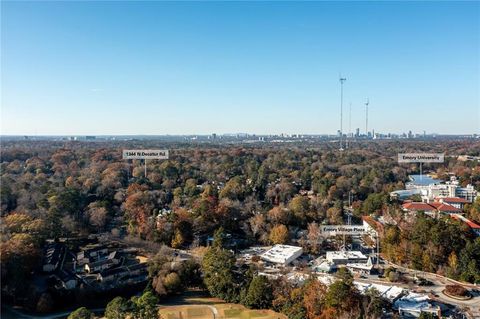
[365,98,369,137]
[339,76,346,150]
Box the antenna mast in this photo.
[365,98,369,137]
[339,76,347,150]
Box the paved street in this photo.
[379,261,480,318]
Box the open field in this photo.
[159,303,287,319]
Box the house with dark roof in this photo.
[43,243,66,273]
[77,245,109,266]
[84,253,122,273]
[51,270,78,290]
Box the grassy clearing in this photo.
[159,303,287,319]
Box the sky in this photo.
[1,1,479,135]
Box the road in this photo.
[381,261,480,318]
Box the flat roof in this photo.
[408,175,442,186]
[326,251,367,260]
[261,245,303,264]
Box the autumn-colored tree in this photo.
[306,222,322,254]
[269,224,289,245]
[289,195,310,225]
[303,279,327,319]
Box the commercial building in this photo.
[391,175,477,203]
[355,282,403,301]
[394,292,441,318]
[326,250,368,264]
[260,245,303,266]
[325,250,374,275]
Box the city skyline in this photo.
[1,1,479,135]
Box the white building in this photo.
[355,282,403,301]
[326,250,374,275]
[326,251,368,265]
[260,245,303,266]
[391,175,477,203]
[394,292,441,318]
[421,177,477,203]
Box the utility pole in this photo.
[339,77,347,150]
[376,233,380,268]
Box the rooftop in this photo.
[435,197,469,203]
[326,251,367,260]
[402,202,461,213]
[260,245,303,264]
[451,214,480,229]
[402,202,436,212]
[408,175,442,186]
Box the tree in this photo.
[303,279,327,319]
[67,307,94,319]
[244,275,273,309]
[306,222,322,254]
[289,195,310,225]
[272,278,306,319]
[324,279,360,313]
[148,246,199,296]
[269,224,289,244]
[326,206,342,224]
[335,267,353,285]
[163,272,182,293]
[362,193,386,215]
[202,246,238,302]
[105,296,129,319]
[212,227,226,249]
[447,251,458,278]
[219,176,245,200]
[131,291,159,319]
[87,202,109,229]
[171,229,184,248]
[364,288,386,319]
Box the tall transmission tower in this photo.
[365,98,369,137]
[339,76,347,150]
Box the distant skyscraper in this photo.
[355,128,360,137]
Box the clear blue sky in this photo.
[1,1,479,135]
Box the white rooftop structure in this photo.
[354,282,404,301]
[260,245,303,265]
[346,256,374,274]
[311,258,336,273]
[394,292,441,318]
[326,250,368,265]
[391,175,477,203]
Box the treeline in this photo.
[1,140,480,305]
[381,214,480,283]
